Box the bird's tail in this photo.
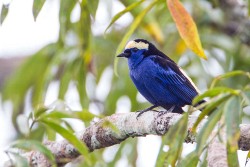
[193,99,206,111]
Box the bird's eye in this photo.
[132,48,138,51]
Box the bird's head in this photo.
[117,39,152,58]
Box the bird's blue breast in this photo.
[129,55,198,108]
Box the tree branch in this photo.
[4,111,250,166]
[207,127,228,167]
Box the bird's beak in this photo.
[117,52,130,58]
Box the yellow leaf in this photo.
[143,22,164,44]
[174,39,187,56]
[167,0,207,60]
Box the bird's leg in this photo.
[158,105,175,117]
[136,105,158,119]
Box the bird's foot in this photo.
[158,105,175,117]
[136,105,158,119]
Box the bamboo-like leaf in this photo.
[59,0,76,42]
[199,150,208,167]
[38,111,74,120]
[45,125,56,141]
[241,91,250,106]
[196,107,223,154]
[32,49,60,108]
[167,0,207,59]
[114,0,159,75]
[105,0,145,33]
[87,0,99,18]
[74,110,97,121]
[248,0,250,16]
[0,4,9,24]
[6,151,29,167]
[120,0,165,44]
[32,0,46,20]
[174,39,187,56]
[76,60,89,107]
[192,94,231,132]
[58,63,73,99]
[41,118,91,165]
[102,120,120,134]
[156,113,188,167]
[80,0,92,61]
[176,151,199,167]
[29,125,46,140]
[10,139,56,165]
[34,106,48,119]
[210,70,249,88]
[143,22,165,44]
[107,142,126,166]
[193,87,239,105]
[224,97,241,167]
[2,44,56,127]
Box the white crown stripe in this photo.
[125,41,149,50]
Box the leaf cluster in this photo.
[1,0,250,166]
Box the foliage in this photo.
[1,0,250,166]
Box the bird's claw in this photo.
[136,105,159,119]
[136,111,144,119]
[157,105,175,117]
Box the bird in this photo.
[117,39,205,118]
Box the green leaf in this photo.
[29,125,46,140]
[76,60,89,107]
[10,139,56,165]
[32,47,63,108]
[80,0,92,62]
[41,118,91,165]
[87,0,99,18]
[102,120,120,134]
[34,106,48,120]
[1,4,9,24]
[105,0,145,33]
[156,113,188,167]
[38,111,74,120]
[248,0,250,16]
[192,94,231,132]
[176,151,199,167]
[6,151,29,167]
[199,150,208,167]
[59,0,77,42]
[2,44,56,128]
[224,97,241,167]
[114,0,159,75]
[58,63,73,99]
[75,110,98,121]
[193,87,239,105]
[210,70,248,88]
[196,107,223,154]
[32,0,46,20]
[241,91,250,106]
[45,125,56,140]
[107,142,126,166]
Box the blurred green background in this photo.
[0,0,250,166]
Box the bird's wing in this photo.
[152,56,199,104]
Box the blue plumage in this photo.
[117,39,205,117]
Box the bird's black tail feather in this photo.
[193,99,206,111]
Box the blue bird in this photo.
[117,39,205,117]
